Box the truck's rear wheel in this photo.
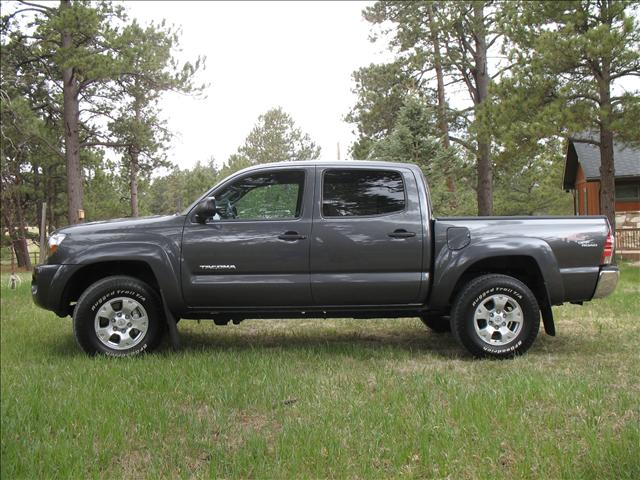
[420,314,451,333]
[73,276,165,356]
[451,274,540,358]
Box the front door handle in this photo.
[278,231,307,241]
[388,229,416,239]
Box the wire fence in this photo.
[0,241,41,269]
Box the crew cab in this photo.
[32,161,619,358]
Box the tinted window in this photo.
[215,170,304,221]
[323,169,405,217]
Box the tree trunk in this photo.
[129,146,140,217]
[7,158,33,269]
[427,3,455,194]
[39,201,47,264]
[46,164,59,232]
[1,207,31,270]
[12,239,31,269]
[473,2,492,216]
[13,196,32,270]
[61,0,83,225]
[598,74,616,230]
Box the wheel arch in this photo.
[60,260,161,315]
[429,237,562,312]
[448,255,548,308]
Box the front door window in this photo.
[214,170,305,221]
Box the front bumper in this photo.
[592,266,620,299]
[32,264,65,315]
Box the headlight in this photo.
[48,233,66,254]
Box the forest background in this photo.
[2,0,638,268]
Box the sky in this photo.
[125,1,389,170]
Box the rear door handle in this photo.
[388,229,416,239]
[278,231,307,241]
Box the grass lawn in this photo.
[1,264,639,479]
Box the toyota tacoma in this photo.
[32,161,619,358]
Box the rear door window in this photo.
[322,169,406,217]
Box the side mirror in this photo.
[194,196,217,223]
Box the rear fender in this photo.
[429,236,563,309]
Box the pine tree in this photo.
[498,0,640,227]
[224,108,321,172]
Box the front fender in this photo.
[62,238,184,312]
[429,236,563,308]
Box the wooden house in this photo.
[563,138,640,216]
[563,137,639,258]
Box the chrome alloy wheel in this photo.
[473,294,523,346]
[93,297,149,350]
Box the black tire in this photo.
[73,276,165,356]
[451,274,540,359]
[420,314,451,333]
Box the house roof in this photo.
[563,137,640,190]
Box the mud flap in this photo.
[541,302,556,336]
[160,290,181,349]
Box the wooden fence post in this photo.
[39,202,47,264]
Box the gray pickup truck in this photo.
[32,160,619,358]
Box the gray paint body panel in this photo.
[32,160,614,318]
[38,215,186,312]
[309,164,425,305]
[180,165,316,307]
[430,216,608,307]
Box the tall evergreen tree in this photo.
[0,35,67,266]
[498,0,640,227]
[224,108,321,172]
[369,97,475,215]
[346,61,421,160]
[351,1,505,215]
[2,1,206,224]
[108,21,205,217]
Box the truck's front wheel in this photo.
[451,274,540,358]
[73,276,165,356]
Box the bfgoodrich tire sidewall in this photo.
[453,276,540,358]
[73,277,163,356]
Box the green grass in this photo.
[1,265,639,479]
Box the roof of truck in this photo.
[253,159,420,169]
[186,160,423,213]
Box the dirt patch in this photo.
[219,410,283,452]
[112,449,153,480]
[186,450,213,473]
[611,409,639,435]
[183,402,218,423]
[235,411,271,431]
